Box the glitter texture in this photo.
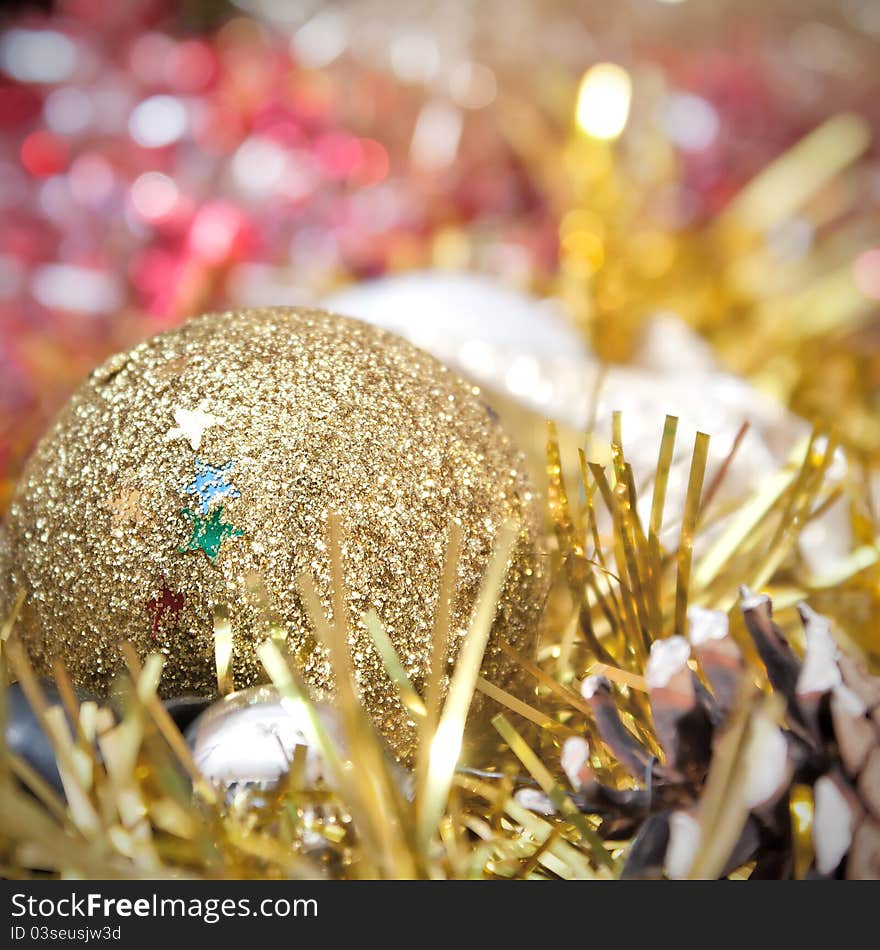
[0,308,545,760]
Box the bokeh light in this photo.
[576,63,632,140]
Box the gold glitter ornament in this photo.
[0,308,545,761]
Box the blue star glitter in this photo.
[184,458,241,515]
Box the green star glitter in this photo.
[179,506,244,561]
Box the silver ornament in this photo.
[186,684,344,790]
[186,684,411,796]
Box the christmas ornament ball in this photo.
[0,308,545,760]
[186,684,410,795]
[186,685,345,791]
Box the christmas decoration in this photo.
[1,0,879,883]
[0,307,545,762]
[186,683,409,795]
[186,684,347,791]
[3,407,873,879]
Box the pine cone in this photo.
[534,591,880,879]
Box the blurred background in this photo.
[1,0,879,518]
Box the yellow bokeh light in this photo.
[576,62,632,140]
[561,230,605,271]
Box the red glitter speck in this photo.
[145,580,184,638]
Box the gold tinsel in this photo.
[1,407,876,879]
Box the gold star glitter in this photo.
[155,355,189,380]
[0,308,546,761]
[105,488,143,528]
[164,405,225,452]
[153,355,190,390]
